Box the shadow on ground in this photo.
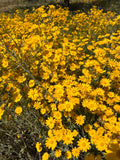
[69,0,120,13]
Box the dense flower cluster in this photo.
[0,4,120,160]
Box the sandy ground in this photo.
[0,0,120,13]
[0,0,22,12]
[0,0,48,12]
[0,0,99,12]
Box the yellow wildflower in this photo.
[64,101,74,112]
[15,106,22,115]
[42,152,49,160]
[63,131,74,145]
[17,134,20,138]
[45,136,57,150]
[72,147,80,158]
[65,151,72,159]
[17,75,26,83]
[54,84,64,101]
[53,129,63,142]
[114,104,120,113]
[55,149,62,158]
[77,137,91,152]
[40,108,46,114]
[29,79,35,87]
[14,93,22,103]
[95,137,108,151]
[2,58,8,68]
[33,102,41,110]
[72,129,79,137]
[28,88,39,101]
[76,115,85,126]
[46,116,55,129]
[0,108,5,120]
[36,142,42,152]
[100,78,111,87]
[53,111,62,120]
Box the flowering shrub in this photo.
[0,5,120,160]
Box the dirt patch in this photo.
[0,0,100,12]
[0,0,120,13]
[0,0,47,12]
[0,0,20,12]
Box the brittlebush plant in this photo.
[0,5,120,160]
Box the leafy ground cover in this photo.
[0,3,120,160]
